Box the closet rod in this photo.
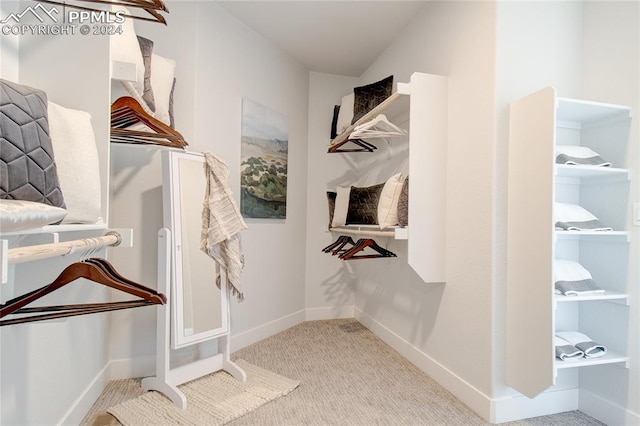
[329,226,407,239]
[7,232,122,265]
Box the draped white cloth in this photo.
[200,152,248,301]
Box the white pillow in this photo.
[377,173,405,229]
[331,186,351,227]
[110,5,145,93]
[335,92,354,135]
[0,200,67,232]
[150,53,176,126]
[47,101,102,224]
[553,259,592,283]
[554,202,597,223]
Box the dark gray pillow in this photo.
[351,75,393,124]
[330,105,340,139]
[346,183,384,225]
[398,177,408,227]
[0,79,65,208]
[327,191,337,228]
[136,36,156,112]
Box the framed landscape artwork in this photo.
[240,98,288,219]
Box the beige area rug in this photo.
[105,359,299,426]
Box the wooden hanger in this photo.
[85,258,166,303]
[0,300,153,326]
[322,235,357,255]
[111,96,188,148]
[37,0,169,25]
[339,238,397,260]
[328,138,377,153]
[0,259,165,326]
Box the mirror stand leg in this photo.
[220,334,247,382]
[141,377,187,409]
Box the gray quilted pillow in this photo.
[0,79,65,208]
[398,177,408,227]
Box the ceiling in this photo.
[217,1,428,77]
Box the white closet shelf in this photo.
[555,291,629,305]
[329,225,408,240]
[555,351,628,370]
[557,97,632,124]
[555,165,630,182]
[0,223,108,238]
[329,83,410,149]
[554,231,629,242]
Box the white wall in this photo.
[108,1,310,372]
[304,71,360,320]
[0,1,19,81]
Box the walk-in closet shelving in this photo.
[327,72,447,283]
[1,28,115,278]
[328,84,410,151]
[507,86,632,398]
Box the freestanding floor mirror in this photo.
[141,150,246,409]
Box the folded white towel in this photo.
[556,145,612,167]
[554,202,613,231]
[556,331,607,358]
[554,336,584,361]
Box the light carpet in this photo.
[105,359,299,426]
[84,319,604,425]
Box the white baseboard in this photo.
[305,305,355,321]
[230,309,306,352]
[57,362,111,426]
[580,389,640,426]
[354,307,585,424]
[354,307,495,421]
[491,389,578,423]
[109,355,155,380]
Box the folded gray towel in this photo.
[556,331,607,359]
[555,219,613,232]
[555,336,584,361]
[555,278,605,296]
[556,153,611,167]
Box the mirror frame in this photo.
[162,150,229,349]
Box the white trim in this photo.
[491,389,578,423]
[108,356,155,380]
[57,362,111,426]
[354,307,584,424]
[230,309,306,352]
[354,307,494,421]
[305,305,355,321]
[580,389,640,426]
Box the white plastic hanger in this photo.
[349,114,407,140]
